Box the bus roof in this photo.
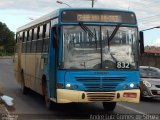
[17,9,60,32]
[17,8,136,32]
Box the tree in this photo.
[0,22,15,55]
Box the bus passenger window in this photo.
[36,40,43,53]
[26,42,31,53]
[37,27,40,39]
[46,23,50,37]
[31,29,34,40]
[21,32,25,53]
[26,30,31,53]
[43,24,46,38]
[39,26,43,39]
[22,32,25,42]
[31,41,36,53]
[33,28,37,40]
[27,30,29,41]
[36,26,43,53]
[43,38,49,52]
[43,23,50,53]
[25,31,28,42]
[31,28,37,53]
[29,29,32,41]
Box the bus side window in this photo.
[39,26,43,39]
[22,31,28,53]
[52,25,59,48]
[30,29,34,52]
[33,28,37,40]
[37,27,40,39]
[43,24,46,38]
[18,32,23,52]
[26,30,31,53]
[31,28,37,53]
[16,33,20,53]
[25,31,28,42]
[36,26,43,53]
[29,29,32,41]
[22,32,25,42]
[22,32,26,53]
[27,30,29,41]
[43,23,50,52]
[31,29,34,40]
[46,23,50,37]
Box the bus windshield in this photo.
[62,25,138,69]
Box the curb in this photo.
[0,56,13,59]
[0,104,9,119]
[0,104,16,120]
[0,104,9,115]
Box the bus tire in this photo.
[102,102,116,111]
[43,81,57,110]
[21,71,29,95]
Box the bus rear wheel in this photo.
[102,102,116,111]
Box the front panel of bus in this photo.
[54,9,140,103]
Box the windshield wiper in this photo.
[79,23,95,39]
[108,23,121,42]
[106,24,121,63]
[79,22,98,50]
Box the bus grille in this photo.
[86,92,116,101]
[76,77,126,91]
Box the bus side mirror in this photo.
[52,25,59,48]
[139,31,144,55]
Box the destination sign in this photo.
[61,10,137,24]
[77,14,121,22]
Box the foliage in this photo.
[0,22,15,56]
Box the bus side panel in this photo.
[30,53,37,92]
[21,53,25,79]
[23,54,31,89]
[35,53,43,95]
[14,53,19,83]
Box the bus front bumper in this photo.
[56,89,140,103]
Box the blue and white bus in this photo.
[14,8,144,111]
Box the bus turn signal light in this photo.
[57,83,63,88]
[123,93,137,98]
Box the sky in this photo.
[0,0,160,47]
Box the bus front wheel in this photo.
[43,82,57,110]
[102,102,116,111]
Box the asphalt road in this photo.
[0,59,160,120]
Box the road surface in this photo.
[0,59,160,120]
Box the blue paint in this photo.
[57,70,139,91]
[43,8,140,99]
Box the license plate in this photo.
[157,91,160,94]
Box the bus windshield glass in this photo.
[62,25,138,69]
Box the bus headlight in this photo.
[143,81,152,88]
[66,84,71,88]
[130,83,134,88]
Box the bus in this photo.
[14,8,144,111]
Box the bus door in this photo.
[48,24,59,100]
